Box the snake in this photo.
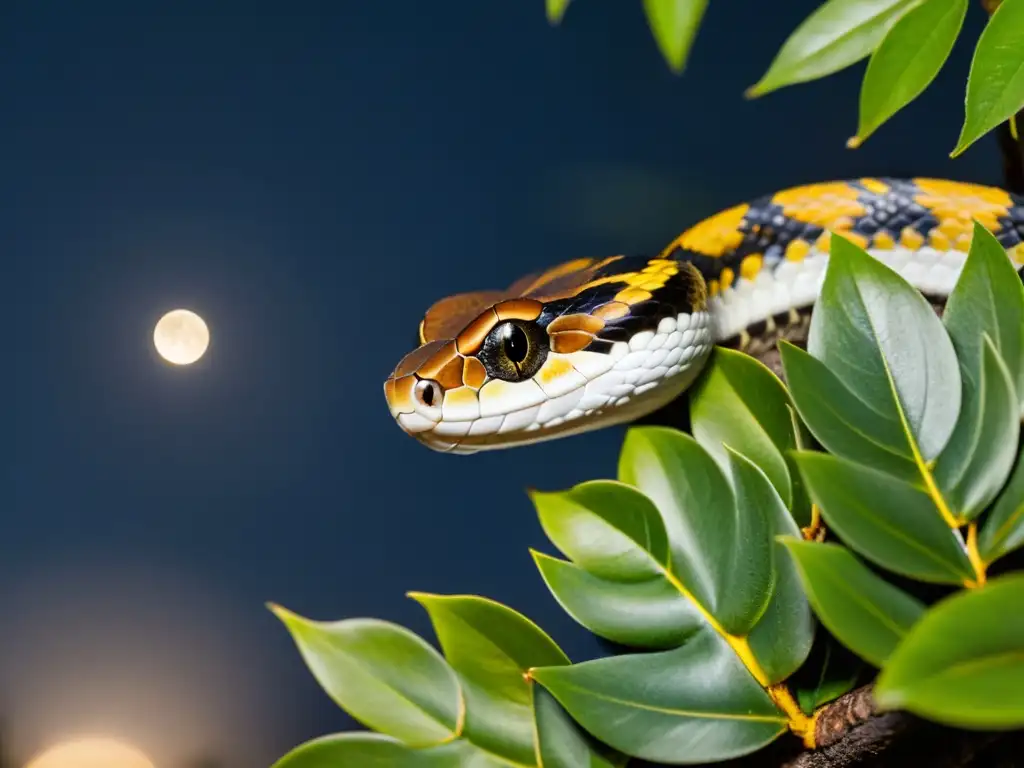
[384,178,1024,454]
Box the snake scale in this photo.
[384,178,1024,454]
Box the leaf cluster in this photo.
[779,224,1024,728]
[547,0,1024,156]
[272,227,1024,765]
[269,595,621,767]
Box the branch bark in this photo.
[679,686,1024,768]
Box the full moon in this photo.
[153,308,209,365]
[24,737,155,768]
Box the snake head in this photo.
[383,298,554,453]
[384,257,714,454]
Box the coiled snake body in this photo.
[384,178,1024,454]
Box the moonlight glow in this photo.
[24,737,155,768]
[153,309,209,365]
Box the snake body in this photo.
[384,178,1024,453]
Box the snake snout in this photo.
[383,371,444,433]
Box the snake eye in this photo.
[414,378,442,409]
[479,320,549,382]
[503,324,529,364]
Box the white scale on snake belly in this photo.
[708,245,970,342]
[495,309,712,433]
[535,311,713,430]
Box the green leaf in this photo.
[409,593,570,698]
[642,0,709,73]
[270,606,463,747]
[744,469,815,684]
[409,593,569,765]
[547,0,572,25]
[716,449,777,633]
[747,0,919,98]
[529,476,705,647]
[875,573,1024,728]
[953,0,1024,156]
[787,402,816,528]
[531,628,787,764]
[851,0,966,146]
[942,222,1024,415]
[979,444,1024,563]
[794,452,975,584]
[531,480,670,582]
[795,643,861,715]
[779,342,919,482]
[934,336,1019,521]
[807,235,962,463]
[532,686,622,768]
[617,427,773,635]
[690,347,811,523]
[781,540,925,667]
[271,734,501,768]
[611,426,811,680]
[531,551,702,648]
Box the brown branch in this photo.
[782,709,1023,768]
[677,686,1024,768]
[810,686,877,748]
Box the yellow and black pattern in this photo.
[660,177,1024,299]
[531,256,706,356]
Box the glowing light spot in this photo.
[25,738,155,768]
[153,309,209,365]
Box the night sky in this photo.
[1,2,1003,766]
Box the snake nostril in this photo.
[414,378,442,409]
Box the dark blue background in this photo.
[1,2,1000,765]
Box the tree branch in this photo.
[672,685,1024,768]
